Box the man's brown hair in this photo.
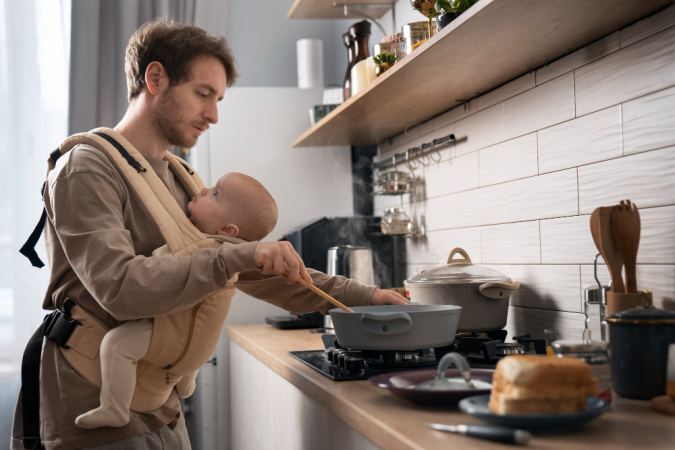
[125,18,237,101]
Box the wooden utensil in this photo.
[590,206,625,293]
[611,200,641,293]
[284,270,354,312]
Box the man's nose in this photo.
[204,101,219,125]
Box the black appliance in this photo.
[266,216,406,329]
[289,333,546,381]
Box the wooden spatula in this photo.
[611,200,641,293]
[283,270,354,312]
[590,206,625,293]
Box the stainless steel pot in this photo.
[325,245,376,329]
[329,304,462,350]
[406,248,520,332]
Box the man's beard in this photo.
[150,88,197,149]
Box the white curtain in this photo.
[0,0,71,444]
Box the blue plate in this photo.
[458,395,609,431]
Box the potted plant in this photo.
[411,0,441,37]
[373,52,397,76]
[435,0,479,29]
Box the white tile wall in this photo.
[405,227,481,265]
[481,221,540,264]
[620,4,675,48]
[380,9,675,337]
[487,264,582,313]
[578,146,675,214]
[538,106,623,174]
[540,215,595,264]
[575,26,675,116]
[536,32,620,85]
[504,73,575,140]
[479,133,538,187]
[454,103,505,156]
[423,151,479,198]
[476,73,535,112]
[639,205,675,264]
[505,306,545,339]
[623,86,675,155]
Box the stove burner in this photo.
[290,330,545,381]
[496,342,525,356]
[396,351,419,362]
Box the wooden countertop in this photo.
[227,324,675,450]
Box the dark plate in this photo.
[458,394,610,431]
[369,369,494,406]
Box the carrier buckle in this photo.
[43,306,80,349]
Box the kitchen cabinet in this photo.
[228,324,675,450]
[291,0,671,147]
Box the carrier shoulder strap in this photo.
[20,128,205,267]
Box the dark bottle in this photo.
[342,32,355,102]
[343,20,371,100]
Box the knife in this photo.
[426,423,531,445]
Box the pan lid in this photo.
[406,248,511,284]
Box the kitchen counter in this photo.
[227,324,675,449]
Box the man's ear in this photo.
[145,61,168,96]
[218,224,239,237]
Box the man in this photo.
[11,19,407,450]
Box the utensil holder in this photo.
[607,290,653,316]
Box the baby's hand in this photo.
[254,242,312,285]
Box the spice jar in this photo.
[380,207,414,235]
[551,340,612,403]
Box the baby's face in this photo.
[187,176,232,235]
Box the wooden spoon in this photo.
[590,206,625,293]
[611,200,641,293]
[284,270,354,312]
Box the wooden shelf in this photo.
[287,0,395,19]
[292,0,672,147]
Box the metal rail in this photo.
[373,133,455,170]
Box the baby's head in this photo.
[187,172,278,241]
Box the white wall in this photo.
[374,6,675,341]
[200,87,354,450]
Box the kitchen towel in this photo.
[297,39,324,89]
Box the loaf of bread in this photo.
[488,355,597,415]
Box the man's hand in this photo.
[371,288,409,306]
[254,241,312,285]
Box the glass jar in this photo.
[380,207,414,235]
[402,21,438,55]
[551,340,612,403]
[378,171,411,194]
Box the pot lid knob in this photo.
[445,247,472,265]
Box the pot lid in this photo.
[406,248,511,284]
[608,290,675,322]
[609,306,675,321]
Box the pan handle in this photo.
[478,281,521,299]
[360,312,412,335]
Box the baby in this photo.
[75,172,278,429]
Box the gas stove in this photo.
[289,332,546,381]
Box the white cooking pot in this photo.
[405,248,520,332]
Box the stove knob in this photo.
[344,356,364,372]
[332,350,345,365]
[325,348,337,362]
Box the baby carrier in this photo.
[19,128,239,449]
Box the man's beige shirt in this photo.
[11,144,376,450]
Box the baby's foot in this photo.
[75,406,130,429]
